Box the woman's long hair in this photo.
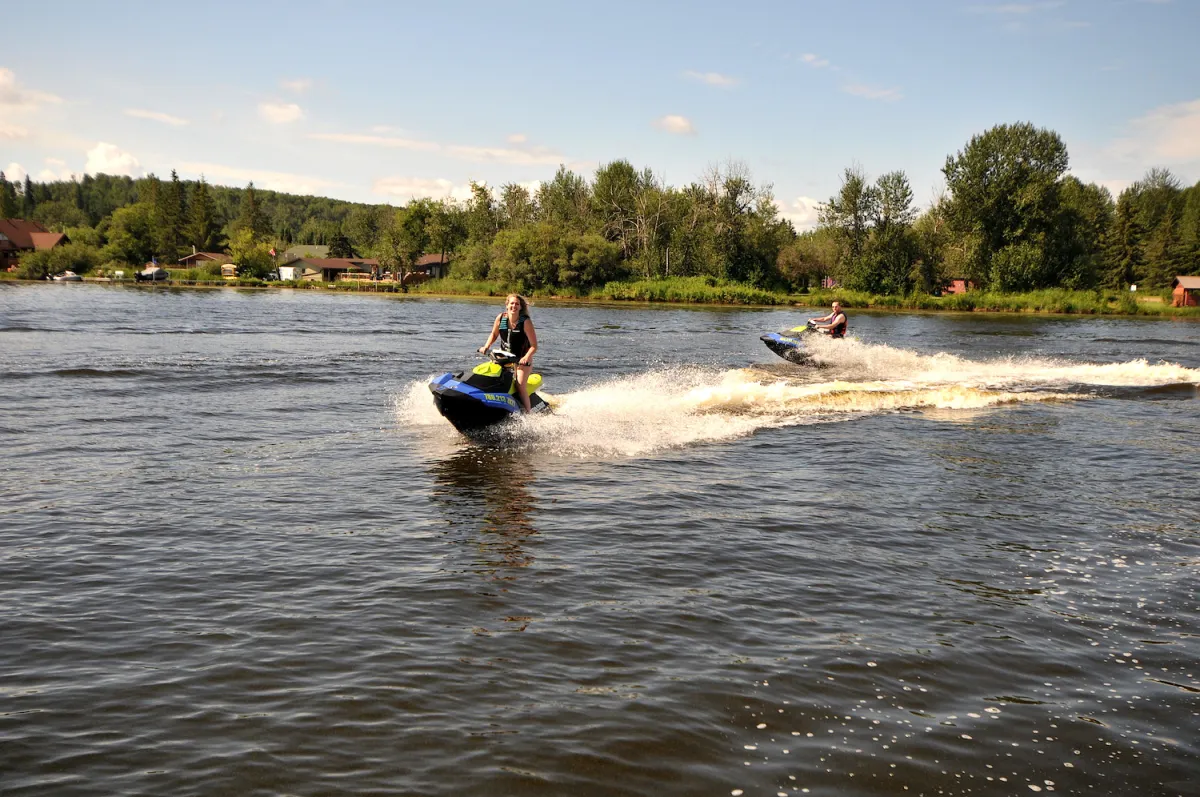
[507,293,530,319]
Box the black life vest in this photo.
[499,313,531,358]
[829,312,847,339]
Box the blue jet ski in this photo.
[429,349,549,434]
[760,322,819,364]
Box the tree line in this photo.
[789,123,1199,294]
[2,121,1197,291]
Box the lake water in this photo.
[1,283,1198,797]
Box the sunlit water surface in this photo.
[1,284,1197,796]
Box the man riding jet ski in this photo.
[428,348,549,434]
[808,301,848,338]
[760,302,847,364]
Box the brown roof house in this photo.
[178,250,231,267]
[1171,276,1200,307]
[0,219,69,270]
[413,253,450,281]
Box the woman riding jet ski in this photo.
[428,348,550,434]
[429,295,548,434]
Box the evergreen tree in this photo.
[236,182,270,241]
[138,174,161,208]
[156,170,188,262]
[1142,217,1182,290]
[79,174,98,224]
[1178,183,1200,274]
[0,172,19,219]
[23,175,37,218]
[138,174,165,260]
[1105,193,1143,289]
[188,177,218,251]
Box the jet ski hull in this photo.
[760,331,814,365]
[429,370,548,434]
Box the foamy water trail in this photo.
[396,344,1198,457]
[805,336,1200,388]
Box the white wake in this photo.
[396,339,1199,457]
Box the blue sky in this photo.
[2,0,1198,229]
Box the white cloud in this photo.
[178,161,341,195]
[969,2,1064,13]
[310,132,439,151]
[85,142,142,176]
[1095,178,1133,198]
[801,53,830,68]
[777,196,823,232]
[0,67,62,110]
[0,122,28,140]
[259,102,304,124]
[1125,98,1200,162]
[1069,98,1200,194]
[373,176,475,202]
[653,115,696,135]
[511,179,543,195]
[39,157,75,182]
[281,78,313,94]
[507,133,528,144]
[445,143,564,166]
[125,108,189,126]
[4,162,28,182]
[312,131,566,166]
[683,70,739,88]
[842,83,903,102]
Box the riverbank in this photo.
[4,273,1198,317]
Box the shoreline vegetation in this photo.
[3,122,1197,313]
[5,273,1197,317]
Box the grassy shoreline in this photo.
[5,273,1198,318]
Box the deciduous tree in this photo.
[228,227,274,278]
[464,182,498,244]
[536,166,591,230]
[343,204,387,254]
[499,183,537,229]
[100,202,157,265]
[32,199,89,231]
[819,166,878,274]
[942,122,1069,289]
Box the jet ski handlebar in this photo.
[481,348,520,366]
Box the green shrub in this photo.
[16,242,103,280]
[410,277,510,296]
[594,276,785,305]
